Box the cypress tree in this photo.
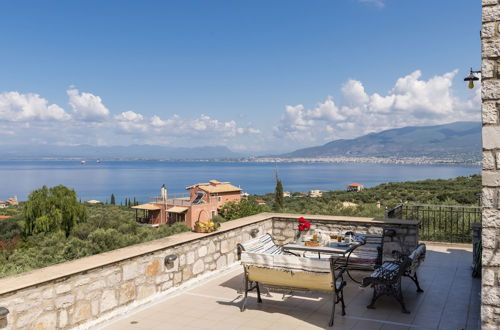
[110,193,116,205]
[274,170,284,210]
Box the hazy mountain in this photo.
[1,144,243,160]
[279,122,481,160]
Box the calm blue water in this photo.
[0,161,480,203]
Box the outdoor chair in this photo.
[240,251,347,327]
[361,243,426,313]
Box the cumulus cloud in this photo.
[0,91,70,121]
[67,88,110,122]
[274,70,480,144]
[114,110,148,133]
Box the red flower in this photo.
[298,224,305,231]
[304,221,311,229]
[298,217,306,223]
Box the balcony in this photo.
[0,213,480,329]
[101,243,480,330]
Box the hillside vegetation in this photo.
[0,175,480,278]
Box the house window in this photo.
[218,196,222,202]
[211,210,216,218]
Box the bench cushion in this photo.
[241,251,331,273]
[239,234,283,255]
[361,262,400,287]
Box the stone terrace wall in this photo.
[481,0,500,327]
[272,214,419,260]
[0,213,418,329]
[0,214,273,330]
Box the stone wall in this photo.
[482,0,500,328]
[272,215,419,260]
[0,215,273,330]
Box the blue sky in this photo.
[0,0,482,154]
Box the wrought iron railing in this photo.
[386,204,481,243]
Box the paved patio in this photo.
[100,244,480,330]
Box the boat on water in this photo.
[81,160,86,165]
[96,159,101,163]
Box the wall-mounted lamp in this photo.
[164,254,177,268]
[250,228,260,238]
[464,68,481,89]
[0,307,9,328]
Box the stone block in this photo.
[483,209,500,227]
[483,170,500,186]
[55,283,71,295]
[483,0,499,6]
[146,259,160,277]
[74,276,91,287]
[483,4,500,22]
[33,312,56,330]
[16,308,43,328]
[137,285,156,300]
[41,288,54,299]
[100,289,117,312]
[482,227,499,249]
[482,286,500,305]
[482,248,500,266]
[119,281,136,305]
[220,240,231,254]
[91,299,99,316]
[482,187,497,208]
[182,267,192,281]
[87,279,106,292]
[483,59,496,78]
[58,310,68,328]
[482,80,500,100]
[482,22,497,38]
[483,268,496,286]
[123,262,139,281]
[484,151,496,170]
[173,272,182,285]
[73,301,91,324]
[55,294,74,309]
[161,281,173,291]
[207,241,216,254]
[198,245,208,257]
[192,259,205,275]
[483,102,499,124]
[187,252,195,265]
[106,271,122,286]
[216,255,227,269]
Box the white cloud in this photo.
[274,70,480,145]
[67,88,110,122]
[0,91,70,122]
[114,110,148,133]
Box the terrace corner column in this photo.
[481,0,500,327]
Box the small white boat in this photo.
[81,160,86,165]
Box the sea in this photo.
[0,160,480,204]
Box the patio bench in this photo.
[361,244,426,313]
[240,251,347,327]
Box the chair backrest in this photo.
[237,233,282,259]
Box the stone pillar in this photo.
[481,1,500,327]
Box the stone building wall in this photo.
[482,1,500,327]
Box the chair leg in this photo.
[241,274,249,312]
[409,274,424,293]
[329,291,336,327]
[256,282,262,303]
[340,290,346,316]
[367,287,381,309]
[394,283,410,314]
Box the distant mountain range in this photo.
[278,121,481,161]
[1,144,242,160]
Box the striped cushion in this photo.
[241,251,331,274]
[239,234,283,255]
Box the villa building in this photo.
[347,183,364,192]
[132,180,242,228]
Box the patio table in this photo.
[283,240,364,283]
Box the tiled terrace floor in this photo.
[101,244,480,330]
